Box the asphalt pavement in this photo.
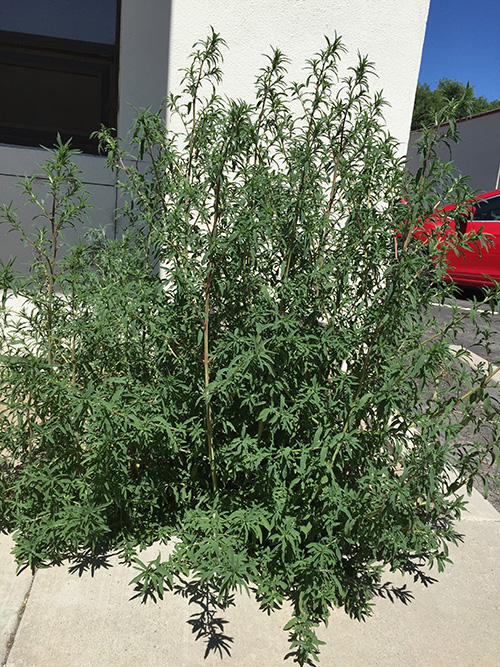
[429,288,500,512]
[429,287,500,365]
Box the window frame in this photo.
[0,2,120,154]
[473,194,500,222]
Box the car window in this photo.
[473,195,500,221]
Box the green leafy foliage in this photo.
[411,78,500,130]
[1,33,499,664]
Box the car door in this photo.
[447,193,500,287]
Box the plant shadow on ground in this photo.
[66,547,117,577]
[173,575,235,659]
[128,570,235,658]
[8,544,119,577]
[279,576,424,666]
[283,524,464,664]
[283,649,318,666]
[24,539,236,659]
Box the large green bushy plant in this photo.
[1,32,499,664]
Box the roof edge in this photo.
[410,106,500,135]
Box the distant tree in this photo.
[411,78,500,130]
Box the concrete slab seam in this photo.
[1,570,36,667]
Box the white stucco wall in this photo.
[167,0,430,148]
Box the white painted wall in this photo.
[0,0,430,265]
[167,0,430,148]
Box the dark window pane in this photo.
[474,196,500,222]
[1,61,103,136]
[0,0,117,45]
[0,1,119,154]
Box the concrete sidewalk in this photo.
[1,490,500,667]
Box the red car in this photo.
[418,189,500,288]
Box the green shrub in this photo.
[1,32,499,664]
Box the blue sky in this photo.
[418,0,500,102]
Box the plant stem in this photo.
[203,266,217,493]
[46,192,58,366]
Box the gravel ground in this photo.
[438,370,500,513]
[473,472,500,512]
[426,291,500,513]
